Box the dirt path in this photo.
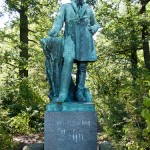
[13,133,44,150]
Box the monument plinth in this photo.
[44,103,97,150]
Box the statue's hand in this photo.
[87,26,95,35]
[48,29,58,37]
[87,25,98,35]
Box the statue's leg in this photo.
[56,57,74,102]
[76,62,87,102]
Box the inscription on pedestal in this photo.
[44,112,97,150]
[49,119,91,142]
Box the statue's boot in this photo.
[76,62,87,102]
[56,57,74,102]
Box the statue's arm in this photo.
[48,5,66,37]
[89,9,100,35]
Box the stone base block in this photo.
[44,111,97,150]
[46,102,95,112]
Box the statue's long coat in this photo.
[51,2,99,61]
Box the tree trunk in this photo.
[140,0,150,71]
[130,49,138,81]
[142,24,150,70]
[19,6,28,77]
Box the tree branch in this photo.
[7,62,18,68]
[28,29,36,33]
[28,39,38,44]
[140,0,150,14]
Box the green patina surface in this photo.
[46,102,96,112]
[41,0,99,111]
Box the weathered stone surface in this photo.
[44,111,97,150]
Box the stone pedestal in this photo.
[44,103,97,150]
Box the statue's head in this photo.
[72,0,85,6]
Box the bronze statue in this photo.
[41,0,99,103]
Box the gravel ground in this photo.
[13,133,44,150]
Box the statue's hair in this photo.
[71,0,85,5]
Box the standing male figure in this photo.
[48,0,99,102]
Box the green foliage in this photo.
[0,129,17,150]
[0,106,18,150]
[9,111,33,134]
[87,0,150,149]
[86,0,97,5]
[141,86,150,148]
[88,39,150,149]
[0,77,47,133]
[0,0,54,139]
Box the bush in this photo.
[0,107,18,150]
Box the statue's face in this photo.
[73,0,84,6]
